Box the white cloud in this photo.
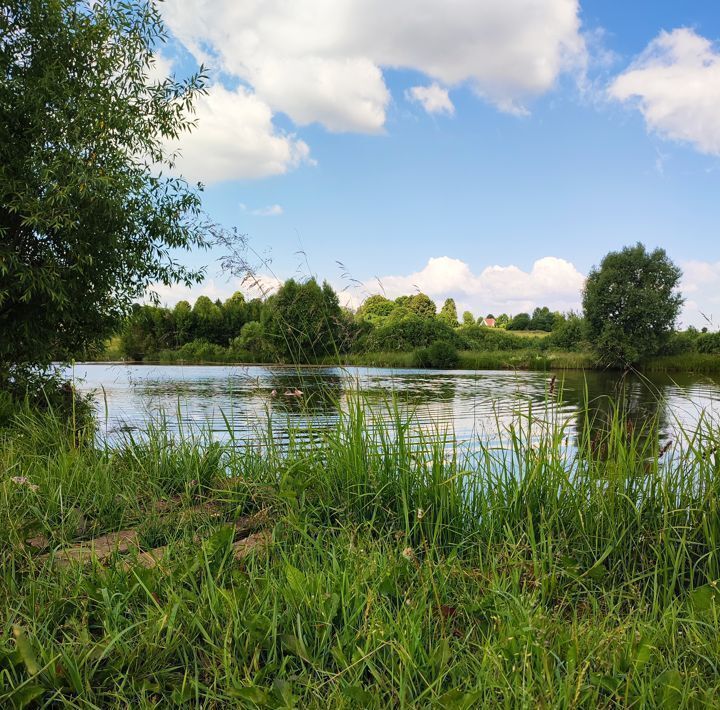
[240,203,284,217]
[609,28,720,155]
[406,83,455,115]
[162,0,586,133]
[169,85,312,183]
[360,256,586,315]
[680,260,720,328]
[147,52,175,84]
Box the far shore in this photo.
[83,350,720,374]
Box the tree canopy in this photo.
[0,0,214,375]
[438,298,459,327]
[583,243,683,366]
[265,278,342,362]
[507,313,531,331]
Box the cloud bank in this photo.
[151,256,587,318]
[159,0,586,181]
[364,256,586,315]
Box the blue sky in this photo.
[153,0,720,327]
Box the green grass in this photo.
[640,354,720,374]
[2,396,719,706]
[316,350,593,370]
[502,329,551,338]
[457,349,593,370]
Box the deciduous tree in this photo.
[439,298,459,327]
[583,243,683,366]
[0,0,218,378]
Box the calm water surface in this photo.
[69,363,720,449]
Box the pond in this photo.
[69,363,720,449]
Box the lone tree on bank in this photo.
[582,243,683,367]
[0,0,218,379]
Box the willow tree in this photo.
[0,0,218,378]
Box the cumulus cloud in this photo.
[361,256,586,315]
[169,85,312,183]
[406,83,455,115]
[162,0,586,133]
[609,29,720,155]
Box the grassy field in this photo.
[1,396,720,707]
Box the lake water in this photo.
[70,363,720,449]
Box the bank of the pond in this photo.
[94,347,596,371]
[2,403,720,706]
[95,347,720,375]
[640,353,720,373]
[317,349,595,371]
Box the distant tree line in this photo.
[116,244,713,369]
[116,282,598,365]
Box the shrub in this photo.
[697,332,720,355]
[549,316,587,351]
[365,315,461,352]
[177,340,228,361]
[0,367,94,433]
[456,325,539,352]
[660,330,699,356]
[413,340,459,369]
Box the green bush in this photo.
[661,330,699,356]
[413,340,459,368]
[0,367,94,433]
[549,316,587,351]
[365,315,461,352]
[456,325,539,351]
[697,332,720,355]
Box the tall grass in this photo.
[641,353,720,374]
[314,350,595,370]
[1,392,719,706]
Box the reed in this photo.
[640,353,720,374]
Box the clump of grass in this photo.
[641,353,720,374]
[1,392,719,706]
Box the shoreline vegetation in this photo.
[96,340,720,374]
[102,267,720,375]
[2,396,720,705]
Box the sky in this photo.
[151,0,720,328]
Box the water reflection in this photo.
[69,363,720,449]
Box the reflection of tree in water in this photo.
[562,371,668,459]
[266,371,344,416]
[362,375,458,407]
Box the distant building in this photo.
[482,317,496,328]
